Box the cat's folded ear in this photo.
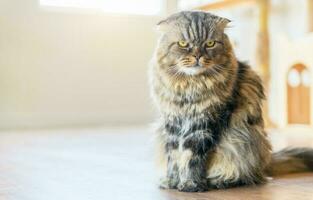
[156,19,168,32]
[155,16,176,32]
[155,12,180,32]
[216,17,231,30]
[157,19,167,26]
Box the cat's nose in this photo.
[193,55,202,67]
[194,55,200,60]
[193,47,201,60]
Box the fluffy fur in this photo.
[149,11,313,192]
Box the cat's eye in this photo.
[178,40,189,48]
[205,40,216,48]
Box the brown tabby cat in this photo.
[149,11,313,192]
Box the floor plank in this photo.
[0,127,312,200]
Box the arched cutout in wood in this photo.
[287,63,311,124]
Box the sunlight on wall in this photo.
[0,0,160,129]
[40,0,163,15]
[178,0,219,10]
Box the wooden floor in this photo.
[0,127,312,200]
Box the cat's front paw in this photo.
[177,180,208,192]
[159,177,179,189]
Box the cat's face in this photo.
[156,11,233,77]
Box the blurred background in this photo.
[1,0,313,131]
[1,1,313,199]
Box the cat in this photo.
[149,11,313,192]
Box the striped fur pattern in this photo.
[150,11,313,192]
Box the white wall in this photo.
[0,0,161,129]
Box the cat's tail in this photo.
[265,147,313,176]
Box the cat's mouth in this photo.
[191,64,202,68]
[179,64,207,75]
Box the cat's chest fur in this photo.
[152,72,237,137]
[156,89,232,136]
[154,77,224,116]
